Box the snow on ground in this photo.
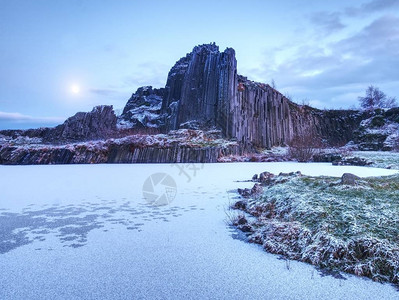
[0,162,398,299]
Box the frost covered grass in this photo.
[237,173,399,284]
[352,151,399,170]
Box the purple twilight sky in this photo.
[1,0,398,129]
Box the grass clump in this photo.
[237,174,399,284]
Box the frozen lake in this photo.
[0,162,398,299]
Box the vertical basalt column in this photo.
[216,47,237,138]
[161,44,237,135]
[232,80,294,148]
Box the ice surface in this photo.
[0,162,398,299]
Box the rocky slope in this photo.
[0,130,242,165]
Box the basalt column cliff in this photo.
[161,43,237,137]
[158,43,362,147]
[2,43,385,165]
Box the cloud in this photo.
[0,111,65,124]
[310,11,345,34]
[346,0,399,17]
[89,88,118,96]
[334,15,399,57]
[249,15,399,108]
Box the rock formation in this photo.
[119,86,165,128]
[47,105,117,142]
[353,108,399,151]
[156,43,367,148]
[161,43,237,136]
[0,105,118,144]
[1,43,398,165]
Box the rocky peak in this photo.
[122,86,164,114]
[192,42,220,54]
[44,105,117,142]
[161,43,237,134]
[119,86,165,129]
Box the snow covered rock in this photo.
[353,108,399,151]
[118,86,165,129]
[332,156,372,166]
[0,106,118,144]
[259,171,275,185]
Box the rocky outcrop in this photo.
[107,144,240,163]
[0,143,241,165]
[161,43,237,136]
[119,86,165,128]
[0,105,118,144]
[46,105,117,142]
[232,76,291,147]
[353,108,399,151]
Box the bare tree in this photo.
[288,130,321,162]
[384,96,398,109]
[358,85,397,110]
[284,93,293,102]
[301,98,310,106]
[271,79,276,89]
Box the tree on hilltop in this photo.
[358,85,397,110]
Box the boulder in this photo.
[259,171,275,185]
[237,188,252,198]
[239,224,253,233]
[236,215,248,225]
[234,200,247,210]
[341,173,360,185]
[238,183,263,198]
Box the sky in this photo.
[0,0,398,129]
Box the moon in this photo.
[71,84,80,94]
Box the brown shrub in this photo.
[288,131,322,162]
